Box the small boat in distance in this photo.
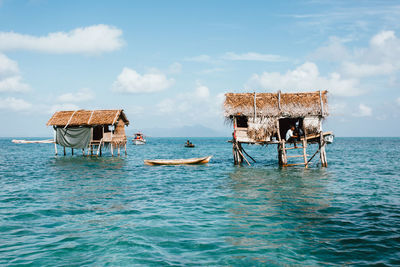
[132,132,146,145]
[185,140,195,148]
[144,156,212,166]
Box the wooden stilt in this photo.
[241,146,256,162]
[278,144,283,166]
[90,145,93,156]
[237,142,243,164]
[118,146,120,156]
[71,148,74,155]
[302,139,308,168]
[100,145,102,156]
[111,143,114,157]
[319,131,327,167]
[54,143,58,156]
[237,143,250,166]
[276,119,285,166]
[232,142,237,164]
[321,145,327,167]
[281,140,287,166]
[63,146,66,156]
[124,143,127,155]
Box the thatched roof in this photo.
[47,109,129,127]
[224,90,328,118]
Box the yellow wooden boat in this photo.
[144,156,212,166]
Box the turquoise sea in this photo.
[0,137,399,266]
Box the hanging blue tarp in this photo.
[56,127,91,149]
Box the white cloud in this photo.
[195,83,210,98]
[157,83,215,115]
[342,62,395,78]
[0,97,32,111]
[0,53,19,78]
[354,104,372,117]
[370,30,396,47]
[57,88,94,102]
[247,62,361,96]
[112,67,174,94]
[49,103,79,114]
[341,30,400,77]
[311,36,350,62]
[223,52,287,62]
[0,24,124,55]
[0,53,30,93]
[155,84,225,128]
[168,62,182,74]
[314,30,400,78]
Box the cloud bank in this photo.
[0,24,124,55]
[112,68,174,93]
[0,54,30,93]
[0,97,32,111]
[57,88,94,103]
[247,62,361,96]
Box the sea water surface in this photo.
[0,137,399,266]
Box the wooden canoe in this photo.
[144,156,212,166]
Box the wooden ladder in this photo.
[282,139,308,167]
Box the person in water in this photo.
[286,125,298,148]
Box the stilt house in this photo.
[47,109,129,156]
[224,90,333,167]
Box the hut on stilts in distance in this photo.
[224,90,333,167]
[47,109,129,156]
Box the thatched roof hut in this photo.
[47,109,130,155]
[224,90,328,143]
[225,90,332,167]
[47,109,129,127]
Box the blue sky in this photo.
[0,0,400,137]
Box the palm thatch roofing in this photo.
[224,90,328,118]
[47,109,129,127]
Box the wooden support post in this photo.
[237,142,243,164]
[111,143,114,157]
[236,142,249,165]
[54,143,58,156]
[100,145,102,156]
[124,143,127,155]
[118,145,120,156]
[302,139,308,168]
[276,119,285,166]
[278,144,283,166]
[82,148,85,156]
[319,131,328,167]
[90,145,93,156]
[71,148,74,155]
[63,146,66,156]
[232,142,237,164]
[241,146,256,162]
[282,140,287,166]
